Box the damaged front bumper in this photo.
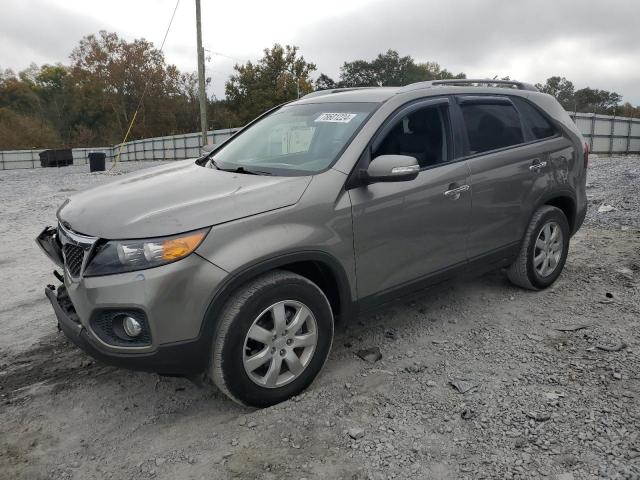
[37,225,225,375]
[44,282,210,374]
[36,226,64,267]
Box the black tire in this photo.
[210,270,334,407]
[507,205,570,290]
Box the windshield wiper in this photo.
[222,166,271,175]
[208,159,271,175]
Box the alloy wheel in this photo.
[533,221,564,277]
[242,300,318,388]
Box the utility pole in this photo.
[195,0,208,147]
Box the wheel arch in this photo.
[542,193,577,234]
[199,251,354,348]
[525,190,577,237]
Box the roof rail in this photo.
[430,79,538,91]
[300,87,378,99]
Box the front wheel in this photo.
[507,205,570,290]
[210,270,334,407]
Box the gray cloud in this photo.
[0,0,105,69]
[295,0,640,104]
[0,0,638,105]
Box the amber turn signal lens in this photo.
[162,231,207,261]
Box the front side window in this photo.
[207,102,377,175]
[374,105,449,168]
[460,102,524,154]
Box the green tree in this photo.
[535,76,623,114]
[225,44,316,124]
[315,73,338,91]
[318,50,465,89]
[573,87,622,114]
[0,68,41,114]
[535,76,576,110]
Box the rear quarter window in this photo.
[512,97,557,140]
[460,102,524,154]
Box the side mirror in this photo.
[363,155,420,183]
[200,144,216,156]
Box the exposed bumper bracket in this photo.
[36,226,64,267]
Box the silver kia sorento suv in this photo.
[37,79,588,407]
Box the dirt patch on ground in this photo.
[1,158,639,480]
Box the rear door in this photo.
[454,95,552,260]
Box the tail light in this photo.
[583,142,589,169]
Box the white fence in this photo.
[570,113,640,154]
[0,128,239,170]
[1,113,639,170]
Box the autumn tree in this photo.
[225,44,316,124]
[2,33,638,150]
[69,30,188,144]
[0,68,63,149]
[0,108,62,149]
[619,102,640,118]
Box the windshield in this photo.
[207,102,377,175]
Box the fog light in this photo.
[122,316,142,337]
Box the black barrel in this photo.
[39,149,73,168]
[88,152,106,172]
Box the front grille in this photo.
[57,223,97,278]
[90,310,152,347]
[63,244,85,277]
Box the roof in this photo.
[294,79,539,104]
[292,87,400,104]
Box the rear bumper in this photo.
[574,203,587,234]
[45,285,210,374]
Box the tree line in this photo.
[1,31,637,150]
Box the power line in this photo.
[112,0,181,168]
[204,49,249,64]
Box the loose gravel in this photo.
[0,157,639,480]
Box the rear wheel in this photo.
[210,270,334,407]
[507,206,570,290]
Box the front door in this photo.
[349,100,471,303]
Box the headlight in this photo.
[84,228,209,277]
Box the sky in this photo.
[1,0,639,104]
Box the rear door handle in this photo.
[529,160,547,172]
[444,184,470,200]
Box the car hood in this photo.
[58,160,312,239]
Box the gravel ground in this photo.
[0,157,639,480]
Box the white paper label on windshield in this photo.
[315,112,358,123]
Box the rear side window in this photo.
[512,98,557,140]
[460,103,524,154]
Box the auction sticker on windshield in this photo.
[315,112,358,123]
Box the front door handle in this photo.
[529,160,547,172]
[444,184,470,200]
